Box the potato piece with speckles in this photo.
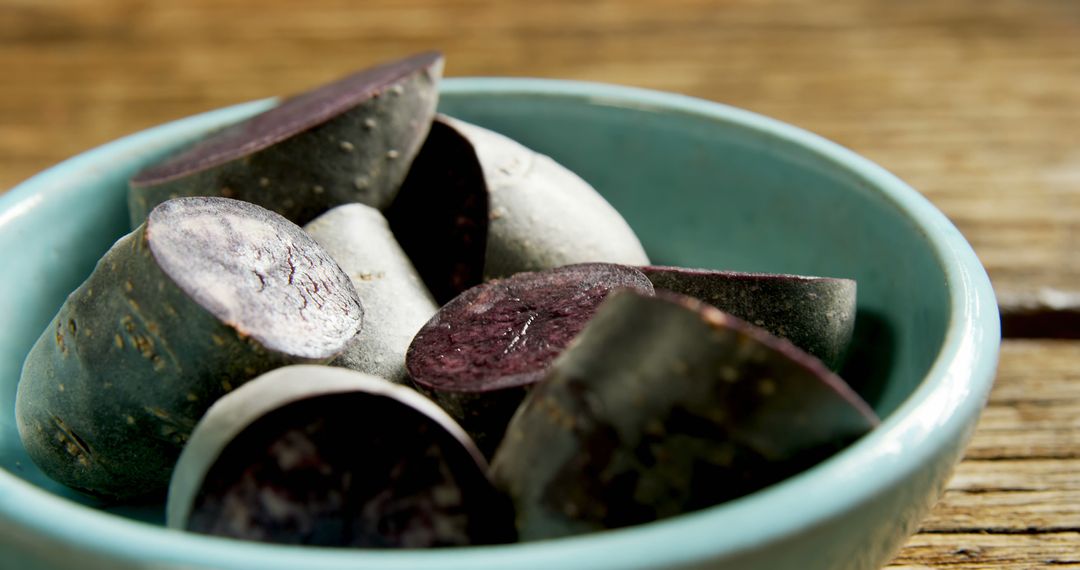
[387,115,649,304]
[128,52,443,227]
[641,266,857,370]
[489,290,878,541]
[304,204,438,383]
[406,263,654,458]
[168,365,514,548]
[16,197,364,501]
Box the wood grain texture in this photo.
[888,340,1080,568]
[1,2,1079,568]
[1,0,1078,299]
[889,533,1080,569]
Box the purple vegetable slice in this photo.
[304,204,438,384]
[16,197,363,501]
[406,263,654,457]
[641,266,857,370]
[167,365,514,547]
[385,117,489,304]
[128,51,443,227]
[387,115,650,304]
[489,290,879,541]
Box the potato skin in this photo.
[388,115,650,304]
[129,52,444,227]
[490,291,878,540]
[304,204,438,383]
[445,115,651,281]
[16,198,362,501]
[641,266,857,370]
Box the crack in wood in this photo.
[921,528,1080,536]
[948,487,1043,494]
[999,290,1080,339]
[963,454,1080,462]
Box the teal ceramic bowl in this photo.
[0,79,999,569]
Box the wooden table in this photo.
[2,1,1077,567]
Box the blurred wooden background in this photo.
[2,0,1078,567]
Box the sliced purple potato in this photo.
[385,118,488,304]
[167,365,514,547]
[640,266,857,370]
[16,197,363,501]
[128,51,444,227]
[303,204,438,383]
[489,290,879,541]
[387,115,649,304]
[456,115,650,279]
[406,263,654,458]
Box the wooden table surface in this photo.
[2,0,1078,567]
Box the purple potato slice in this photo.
[128,52,443,227]
[385,117,488,305]
[406,263,654,458]
[387,115,649,304]
[16,197,363,500]
[489,290,879,541]
[304,204,439,383]
[167,365,514,547]
[641,266,857,370]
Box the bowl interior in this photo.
[0,79,977,567]
[440,87,948,417]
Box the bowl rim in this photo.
[0,77,1000,569]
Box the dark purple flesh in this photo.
[489,290,879,540]
[386,117,488,305]
[132,52,442,187]
[186,392,514,547]
[640,266,857,370]
[408,263,654,392]
[406,263,654,457]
